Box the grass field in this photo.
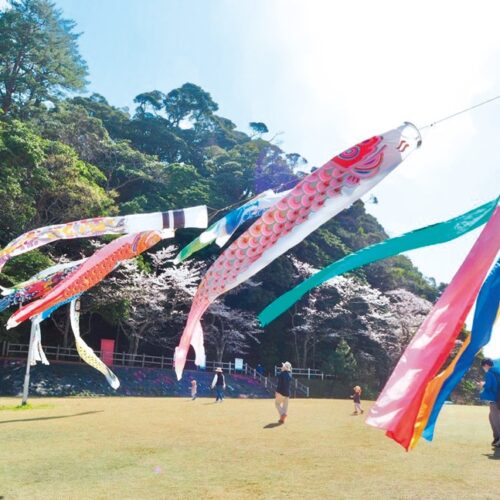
[1,397,499,499]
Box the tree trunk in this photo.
[216,344,224,363]
[62,314,70,348]
[303,338,308,368]
[115,324,121,351]
[1,93,12,114]
[128,335,140,357]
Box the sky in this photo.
[47,0,499,284]
[7,1,500,348]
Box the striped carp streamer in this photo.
[366,207,500,450]
[258,197,499,326]
[7,229,171,329]
[173,122,422,379]
[0,205,207,272]
[174,189,290,264]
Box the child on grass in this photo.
[350,385,364,415]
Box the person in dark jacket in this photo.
[480,358,500,447]
[211,367,226,403]
[275,361,292,423]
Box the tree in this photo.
[0,0,87,115]
[253,143,298,193]
[249,121,268,137]
[385,289,432,354]
[163,83,218,127]
[0,119,114,244]
[70,93,130,140]
[323,339,358,381]
[89,247,202,356]
[133,90,166,117]
[285,259,333,368]
[203,302,261,363]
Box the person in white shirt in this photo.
[190,379,197,400]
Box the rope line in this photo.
[420,94,500,130]
[209,94,500,219]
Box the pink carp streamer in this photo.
[366,207,500,450]
[173,123,422,379]
[7,230,170,329]
[0,206,207,272]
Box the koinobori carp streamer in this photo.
[0,206,207,271]
[174,123,422,379]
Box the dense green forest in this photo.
[0,0,452,391]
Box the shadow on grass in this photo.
[483,447,500,460]
[0,410,103,425]
[263,422,283,429]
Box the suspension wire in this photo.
[208,94,500,220]
[419,94,500,130]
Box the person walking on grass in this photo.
[211,367,226,403]
[350,385,364,415]
[190,378,197,400]
[479,358,500,447]
[276,361,292,424]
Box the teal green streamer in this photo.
[258,197,499,326]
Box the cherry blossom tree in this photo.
[203,302,261,363]
[283,258,432,382]
[88,246,202,356]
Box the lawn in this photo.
[0,397,498,499]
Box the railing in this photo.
[0,341,309,397]
[2,341,239,372]
[243,363,277,394]
[243,364,309,397]
[274,365,335,380]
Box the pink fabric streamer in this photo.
[366,207,500,449]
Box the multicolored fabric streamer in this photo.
[1,260,85,295]
[174,190,291,263]
[366,207,500,450]
[0,206,207,272]
[258,197,499,326]
[69,298,120,389]
[411,259,500,447]
[173,122,422,379]
[39,292,82,321]
[0,260,84,313]
[7,229,171,328]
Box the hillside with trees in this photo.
[1,0,464,393]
